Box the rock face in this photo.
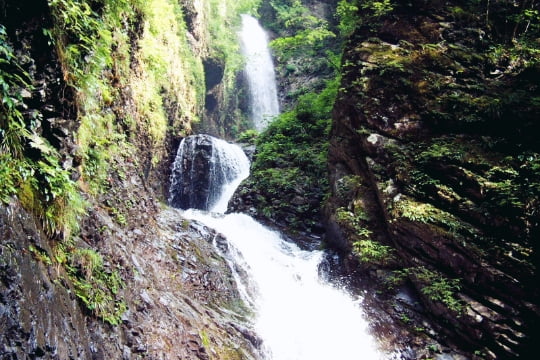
[169,134,249,211]
[324,1,539,359]
[170,135,217,210]
[0,1,258,358]
[1,200,260,359]
[0,203,95,359]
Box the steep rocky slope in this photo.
[1,201,259,359]
[324,0,539,358]
[1,0,260,358]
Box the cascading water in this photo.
[184,210,384,360]
[169,138,384,359]
[168,134,250,212]
[239,14,280,131]
[169,13,383,360]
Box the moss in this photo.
[393,198,465,233]
[28,244,53,266]
[133,0,204,142]
[353,239,395,266]
[243,78,338,232]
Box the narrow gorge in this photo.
[1,0,539,360]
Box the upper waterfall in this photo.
[168,134,250,213]
[239,14,280,131]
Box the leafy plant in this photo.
[237,129,259,144]
[29,245,53,266]
[244,78,339,231]
[387,267,464,313]
[69,248,127,325]
[414,267,464,314]
[0,154,20,204]
[353,239,394,265]
[1,23,86,236]
[0,24,31,158]
[336,0,360,37]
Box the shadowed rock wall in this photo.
[324,1,539,358]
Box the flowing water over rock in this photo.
[168,134,250,212]
[169,135,384,359]
[239,14,280,131]
[168,14,384,358]
[184,210,384,360]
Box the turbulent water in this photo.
[168,133,384,359]
[184,210,383,360]
[239,14,280,131]
[170,15,383,360]
[171,137,383,360]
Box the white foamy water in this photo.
[239,14,280,131]
[208,137,250,213]
[183,210,383,360]
[172,14,383,359]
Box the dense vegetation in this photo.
[237,0,538,357]
[232,0,349,233]
[2,0,539,357]
[1,0,260,325]
[237,77,337,232]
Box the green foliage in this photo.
[1,23,86,236]
[338,0,393,33]
[353,239,394,265]
[207,0,260,65]
[266,0,340,85]
[0,25,31,158]
[108,206,127,226]
[336,207,370,228]
[247,78,339,231]
[387,267,464,313]
[336,0,360,37]
[268,0,308,31]
[60,247,126,325]
[35,149,88,238]
[28,244,53,266]
[335,175,362,203]
[238,129,259,143]
[134,0,205,142]
[336,205,395,265]
[0,154,20,204]
[393,198,465,236]
[414,267,464,314]
[48,0,114,86]
[361,0,393,18]
[270,26,336,59]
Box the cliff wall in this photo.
[324,0,539,358]
[1,0,260,358]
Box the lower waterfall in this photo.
[170,135,383,360]
[168,134,250,212]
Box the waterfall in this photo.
[168,134,250,213]
[168,137,383,359]
[239,14,280,131]
[168,13,383,359]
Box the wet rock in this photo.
[324,2,540,358]
[1,202,94,359]
[169,135,249,211]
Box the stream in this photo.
[170,14,385,360]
